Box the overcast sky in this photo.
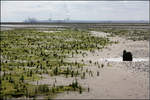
[1,1,149,22]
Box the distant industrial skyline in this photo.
[1,1,149,22]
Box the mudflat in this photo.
[1,24,149,99]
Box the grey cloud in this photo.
[1,1,149,22]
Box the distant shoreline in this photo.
[1,22,149,25]
[1,20,149,24]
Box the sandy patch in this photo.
[42,31,61,33]
[29,74,75,86]
[90,31,109,37]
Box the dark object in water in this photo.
[123,50,133,61]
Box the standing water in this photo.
[98,57,149,62]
